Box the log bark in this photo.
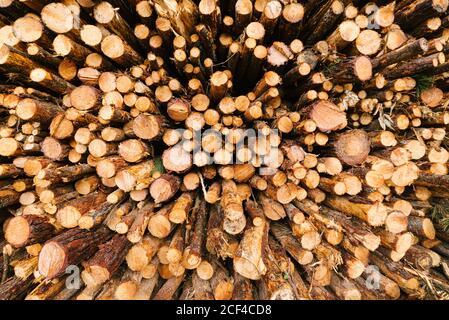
[182,198,207,270]
[0,275,34,300]
[334,130,371,165]
[82,234,132,287]
[206,205,239,260]
[149,174,181,204]
[234,218,268,280]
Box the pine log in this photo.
[4,215,56,248]
[82,234,132,287]
[38,227,111,279]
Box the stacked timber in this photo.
[0,0,449,300]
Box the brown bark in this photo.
[329,272,361,300]
[232,272,255,300]
[319,206,381,251]
[0,275,34,300]
[25,277,66,300]
[245,199,266,227]
[82,234,132,287]
[0,187,20,208]
[395,0,448,30]
[303,1,343,45]
[384,52,445,80]
[169,192,195,224]
[408,216,436,239]
[330,56,373,83]
[183,198,207,269]
[324,195,388,228]
[153,275,184,300]
[190,271,214,300]
[403,245,434,270]
[220,179,244,222]
[271,222,313,265]
[16,98,63,124]
[206,205,239,260]
[369,250,423,295]
[94,1,143,52]
[372,38,428,70]
[326,20,360,51]
[234,218,268,280]
[127,202,156,243]
[258,238,295,300]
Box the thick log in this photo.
[308,100,347,132]
[38,227,111,279]
[115,160,156,192]
[149,174,181,204]
[153,275,184,300]
[318,206,381,251]
[324,196,388,228]
[16,98,63,124]
[232,272,255,300]
[147,203,173,239]
[82,234,132,287]
[179,200,204,267]
[257,238,295,300]
[384,53,445,80]
[334,130,371,165]
[127,202,156,243]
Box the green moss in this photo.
[151,157,165,176]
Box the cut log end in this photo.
[4,216,30,247]
[38,242,66,279]
[354,56,372,81]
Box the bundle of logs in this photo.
[1,0,449,300]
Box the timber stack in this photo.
[1,0,449,300]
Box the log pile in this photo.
[1,0,449,300]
